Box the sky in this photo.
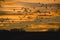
[4,0,60,3]
[0,0,60,31]
[16,0,60,4]
[1,0,60,11]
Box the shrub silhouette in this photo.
[10,28,25,32]
[0,30,9,32]
[48,28,55,32]
[57,28,60,32]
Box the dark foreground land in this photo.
[0,29,60,40]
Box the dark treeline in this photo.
[0,27,60,40]
[0,28,60,32]
[0,28,60,40]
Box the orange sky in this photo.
[0,0,60,31]
[17,0,60,3]
[5,0,60,3]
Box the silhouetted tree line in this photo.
[0,28,60,32]
[0,28,25,32]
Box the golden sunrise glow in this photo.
[0,0,60,32]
